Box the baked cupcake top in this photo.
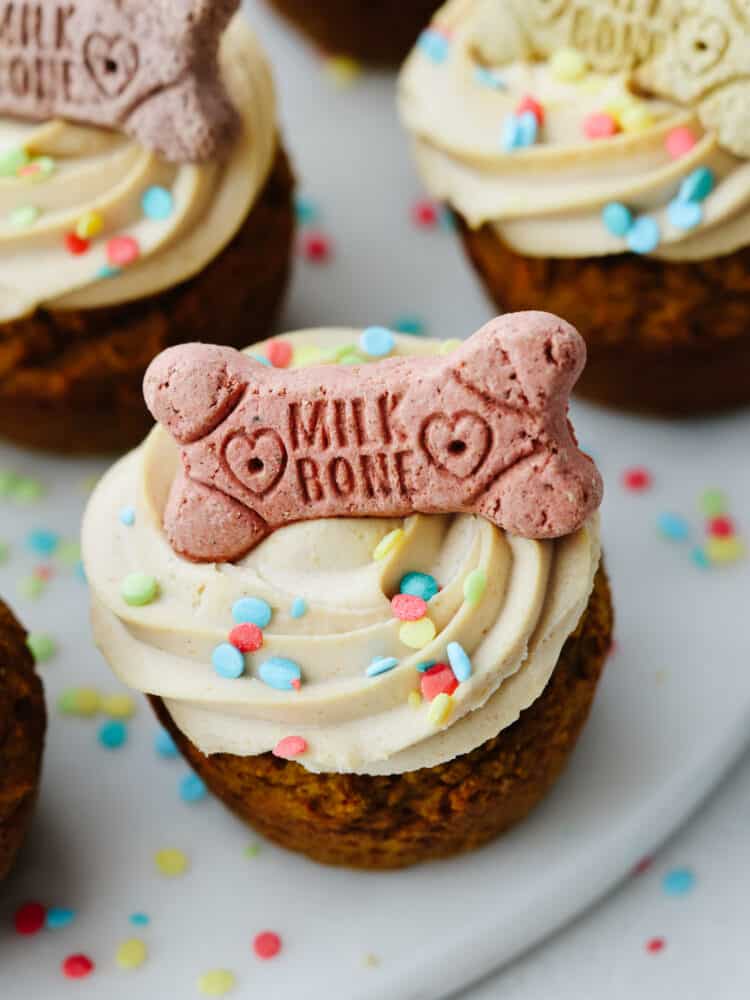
[399,0,750,260]
[0,9,277,322]
[83,320,603,776]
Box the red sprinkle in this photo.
[583,111,618,140]
[646,937,666,954]
[300,231,332,263]
[64,232,90,256]
[708,515,734,538]
[622,467,652,492]
[229,623,263,653]
[411,199,439,228]
[14,902,45,936]
[391,593,428,621]
[266,339,293,369]
[273,736,307,759]
[253,931,282,960]
[62,954,94,979]
[632,856,653,876]
[420,663,458,702]
[516,94,545,126]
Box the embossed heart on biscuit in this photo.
[422,412,491,479]
[224,430,287,497]
[84,33,139,98]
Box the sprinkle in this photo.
[253,931,281,960]
[46,907,75,930]
[691,546,711,570]
[12,477,44,503]
[373,528,404,561]
[154,848,188,877]
[232,596,272,628]
[619,104,654,132]
[700,489,727,516]
[418,28,450,64]
[250,353,273,367]
[294,195,319,225]
[96,264,121,279]
[293,344,324,367]
[626,216,660,255]
[65,231,90,255]
[439,338,462,355]
[290,597,307,619]
[198,970,236,997]
[58,687,100,717]
[663,867,695,896]
[212,643,245,680]
[15,902,45,935]
[420,663,458,702]
[668,198,702,231]
[101,693,136,719]
[366,656,399,678]
[706,537,745,565]
[463,568,487,606]
[155,728,178,757]
[323,55,361,88]
[27,528,60,556]
[273,735,307,759]
[417,660,437,673]
[18,574,45,599]
[646,937,666,954]
[408,691,422,708]
[622,466,652,492]
[412,198,439,227]
[360,326,395,358]
[8,204,39,228]
[678,166,715,203]
[549,47,588,82]
[391,593,428,621]
[118,506,136,526]
[180,772,207,803]
[26,632,56,663]
[602,202,633,237]
[259,657,302,691]
[229,623,263,653]
[583,111,618,139]
[399,571,439,602]
[657,512,690,542]
[116,938,147,970]
[141,185,174,220]
[98,719,127,749]
[447,641,472,682]
[516,94,545,126]
[392,315,426,336]
[399,617,436,649]
[266,339,294,369]
[427,692,453,727]
[20,155,54,181]
[244,842,261,858]
[708,515,734,538]
[0,145,28,176]
[300,231,332,263]
[75,210,103,240]
[129,913,150,927]
[475,66,506,90]
[502,111,538,151]
[62,954,94,979]
[0,540,8,563]
[666,126,697,159]
[121,572,159,606]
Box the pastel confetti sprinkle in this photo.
[98,719,128,749]
[604,201,635,238]
[517,94,545,126]
[46,907,75,930]
[26,632,56,663]
[300,231,332,263]
[100,693,135,719]
[417,660,437,673]
[58,540,81,566]
[27,528,60,556]
[116,938,147,970]
[250,353,273,367]
[412,198,439,227]
[97,264,121,279]
[700,489,728,516]
[427,692,453,727]
[180,772,207,803]
[708,515,734,538]
[668,198,702,231]
[244,842,261,858]
[373,529,404,561]
[420,663,458,702]
[622,467,652,492]
[141,185,174,220]
[129,913,150,927]
[290,597,307,619]
[366,656,399,678]
[663,867,696,896]
[666,126,697,159]
[294,195,319,225]
[212,643,245,680]
[400,571,439,602]
[463,569,487,606]
[58,687,100,717]
[229,623,263,653]
[392,315,426,336]
[502,110,538,151]
[706,537,745,565]
[18,575,45,599]
[583,111,618,139]
[418,28,450,64]
[619,104,654,132]
[391,593,428,621]
[447,641,472,682]
[691,546,711,570]
[119,506,136,526]
[253,931,281,960]
[266,339,293,369]
[107,235,140,266]
[121,572,159,606]
[8,204,39,228]
[549,47,588,82]
[20,156,54,180]
[155,729,178,757]
[62,954,94,979]
[75,210,103,240]
[408,691,422,708]
[0,146,27,175]
[323,55,362,88]
[679,166,714,203]
[626,215,660,255]
[154,848,188,877]
[198,969,236,997]
[657,512,690,542]
[64,232,89,255]
[399,617,436,649]
[15,902,45,935]
[475,66,506,90]
[360,326,395,358]
[273,735,308,759]
[646,937,666,954]
[439,338,462,355]
[232,596,272,628]
[259,657,302,691]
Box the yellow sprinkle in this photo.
[427,692,453,727]
[101,693,136,719]
[439,338,462,355]
[399,617,436,649]
[198,970,236,997]
[154,848,188,877]
[373,528,405,562]
[292,344,324,368]
[706,537,746,565]
[58,687,100,717]
[75,210,104,240]
[618,104,654,133]
[549,48,588,82]
[324,55,362,88]
[116,938,147,970]
[408,690,422,709]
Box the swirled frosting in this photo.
[398,0,750,260]
[83,330,601,776]
[0,16,277,322]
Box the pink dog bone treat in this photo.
[0,0,240,163]
[144,312,604,563]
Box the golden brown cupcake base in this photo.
[265,0,441,65]
[458,219,750,417]
[0,601,45,881]
[151,566,612,870]
[0,146,295,455]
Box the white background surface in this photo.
[1,2,749,997]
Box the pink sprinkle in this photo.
[229,623,263,653]
[708,515,734,538]
[391,593,428,621]
[646,937,666,954]
[106,235,140,267]
[273,736,307,759]
[300,231,332,263]
[665,126,697,160]
[253,931,282,960]
[411,199,439,228]
[267,339,293,368]
[583,112,618,140]
[14,902,45,936]
[420,663,458,702]
[291,678,301,691]
[622,467,652,492]
[34,565,54,581]
[62,954,94,979]
[516,94,545,126]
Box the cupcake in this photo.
[0,3,294,453]
[264,0,442,65]
[399,0,750,416]
[83,314,612,869]
[0,599,45,880]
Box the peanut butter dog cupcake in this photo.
[0,1,294,453]
[399,0,750,415]
[83,315,612,869]
[0,599,45,881]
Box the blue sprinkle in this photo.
[400,571,440,602]
[259,656,302,690]
[668,198,703,231]
[249,353,273,367]
[501,113,523,151]
[678,167,714,204]
[119,506,136,527]
[663,867,696,896]
[232,597,272,628]
[475,66,506,90]
[691,546,711,570]
[517,110,539,146]
[97,265,122,279]
[155,728,178,758]
[27,529,60,557]
[46,907,75,930]
[417,660,437,673]
[366,656,399,678]
[392,315,426,336]
[75,560,87,584]
[626,216,660,255]
[294,195,319,225]
[98,719,127,749]
[212,642,245,679]
[418,29,450,64]
[657,512,690,542]
[141,185,174,220]
[447,642,472,682]
[290,597,307,619]
[360,326,395,358]
[602,202,633,238]
[440,207,456,231]
[129,913,150,927]
[179,772,207,803]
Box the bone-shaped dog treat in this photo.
[0,0,239,162]
[144,313,603,563]
[473,0,750,158]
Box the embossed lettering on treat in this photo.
[144,313,604,563]
[0,0,240,162]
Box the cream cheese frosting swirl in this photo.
[83,330,601,776]
[0,15,277,322]
[398,0,750,260]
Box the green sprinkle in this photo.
[7,204,39,228]
[121,572,159,606]
[699,489,728,517]
[27,632,56,663]
[393,315,426,336]
[0,471,21,497]
[22,155,55,181]
[57,540,81,567]
[244,842,261,858]
[0,146,28,176]
[0,541,9,564]
[12,477,44,503]
[18,575,45,599]
[463,568,487,606]
[58,687,100,717]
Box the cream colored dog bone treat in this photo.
[0,0,240,162]
[144,312,603,563]
[472,0,750,156]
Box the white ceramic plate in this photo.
[1,3,749,997]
